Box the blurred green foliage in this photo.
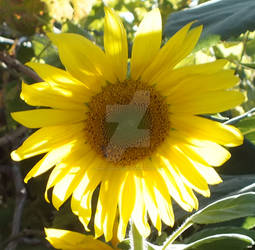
[1,0,255,249]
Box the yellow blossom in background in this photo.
[11,7,244,241]
[45,228,113,249]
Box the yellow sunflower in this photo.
[45,228,113,250]
[11,7,244,242]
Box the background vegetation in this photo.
[1,0,255,249]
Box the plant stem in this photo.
[162,220,193,250]
[131,222,144,250]
[224,107,255,125]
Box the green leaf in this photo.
[62,20,92,40]
[3,80,31,128]
[173,175,255,221]
[17,44,35,64]
[31,35,61,67]
[191,192,255,224]
[165,245,186,250]
[163,193,255,249]
[242,217,255,229]
[194,34,221,52]
[117,239,131,250]
[164,0,255,40]
[184,233,254,250]
[246,39,255,60]
[236,115,255,144]
[240,63,255,70]
[184,226,255,243]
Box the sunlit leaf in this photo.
[242,217,255,230]
[62,20,92,40]
[246,39,255,60]
[31,35,61,66]
[240,63,255,70]
[173,175,255,220]
[184,233,254,250]
[184,226,255,243]
[236,115,255,144]
[191,192,255,224]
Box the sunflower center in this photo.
[85,80,170,166]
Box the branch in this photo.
[0,127,27,147]
[1,229,43,249]
[224,107,255,125]
[5,163,27,250]
[20,238,43,245]
[0,51,42,82]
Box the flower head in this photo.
[11,7,244,241]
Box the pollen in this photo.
[85,80,170,166]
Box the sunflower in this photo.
[11,7,244,242]
[45,228,113,250]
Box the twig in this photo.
[0,51,42,82]
[35,41,51,60]
[1,229,43,248]
[224,107,255,125]
[20,238,43,245]
[0,127,27,147]
[5,163,27,250]
[240,31,250,64]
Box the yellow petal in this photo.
[104,7,128,82]
[154,155,198,211]
[45,162,69,202]
[21,82,89,110]
[142,159,174,227]
[26,62,92,94]
[94,170,125,241]
[78,191,94,231]
[154,185,174,227]
[162,70,239,98]
[71,155,103,212]
[52,165,85,210]
[48,33,116,89]
[172,25,203,68]
[11,109,86,128]
[142,172,161,232]
[102,171,126,242]
[144,159,174,225]
[24,141,76,183]
[141,22,201,84]
[180,140,231,167]
[11,123,85,161]
[118,172,136,241]
[193,163,222,185]
[45,145,91,202]
[170,115,243,147]
[162,146,210,197]
[131,8,162,80]
[73,158,105,230]
[144,162,175,227]
[156,59,228,90]
[45,228,112,250]
[131,173,150,238]
[168,90,245,114]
